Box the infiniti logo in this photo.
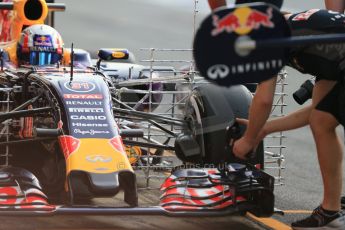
[86,155,112,163]
[207,64,229,80]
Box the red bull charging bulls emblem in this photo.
[193,3,291,86]
[212,7,274,36]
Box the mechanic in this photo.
[207,1,345,229]
[5,24,65,67]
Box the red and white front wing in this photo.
[159,168,247,211]
[0,166,273,217]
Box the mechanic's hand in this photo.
[236,118,267,144]
[232,136,256,160]
[236,118,249,126]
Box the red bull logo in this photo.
[212,7,274,36]
[33,35,53,47]
[211,14,240,36]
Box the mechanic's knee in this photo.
[310,110,338,134]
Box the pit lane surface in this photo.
[3,0,345,229]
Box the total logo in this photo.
[64,81,96,93]
[63,94,103,100]
[211,7,274,36]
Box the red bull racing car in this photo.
[0,0,274,217]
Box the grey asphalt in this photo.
[2,0,343,229]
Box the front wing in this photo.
[0,163,274,217]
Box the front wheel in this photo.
[176,84,264,168]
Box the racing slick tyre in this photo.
[176,84,264,167]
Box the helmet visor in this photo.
[29,51,53,66]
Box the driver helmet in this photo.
[17,24,63,66]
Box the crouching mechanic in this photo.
[208,1,345,229]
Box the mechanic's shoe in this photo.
[291,206,345,230]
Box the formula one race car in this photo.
[0,0,274,217]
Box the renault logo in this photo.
[86,155,112,163]
[207,64,229,80]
